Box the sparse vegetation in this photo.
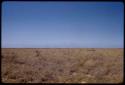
[35,50,40,57]
[1,48,123,83]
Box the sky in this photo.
[2,2,124,48]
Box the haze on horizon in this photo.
[2,2,124,48]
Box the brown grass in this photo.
[1,48,123,83]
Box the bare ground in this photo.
[1,48,123,83]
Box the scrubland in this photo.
[1,48,123,83]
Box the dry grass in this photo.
[1,48,123,83]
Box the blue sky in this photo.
[2,2,124,48]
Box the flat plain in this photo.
[1,48,123,83]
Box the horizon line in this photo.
[1,47,124,49]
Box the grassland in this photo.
[1,48,123,83]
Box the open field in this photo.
[1,48,123,83]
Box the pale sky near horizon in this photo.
[2,2,124,48]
